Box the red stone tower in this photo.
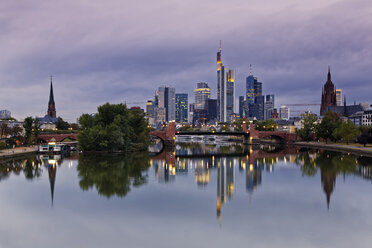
[47,76,57,118]
[320,67,337,115]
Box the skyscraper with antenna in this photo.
[217,41,235,122]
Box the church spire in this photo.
[47,75,57,118]
[49,75,55,105]
[327,66,331,81]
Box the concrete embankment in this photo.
[0,146,37,159]
[294,142,372,157]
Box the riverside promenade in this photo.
[295,141,372,157]
[0,146,37,159]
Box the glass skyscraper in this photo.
[175,94,188,123]
[217,43,235,122]
[158,86,175,122]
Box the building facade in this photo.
[175,94,188,123]
[280,105,290,120]
[336,89,342,106]
[195,82,211,110]
[264,95,275,120]
[0,110,11,119]
[217,43,235,122]
[320,68,337,115]
[158,86,175,122]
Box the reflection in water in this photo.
[149,144,372,222]
[77,153,150,198]
[0,146,371,215]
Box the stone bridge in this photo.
[38,133,78,143]
[150,120,298,147]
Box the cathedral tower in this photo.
[320,67,337,115]
[47,76,56,118]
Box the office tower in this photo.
[265,95,275,120]
[146,100,153,118]
[195,82,211,110]
[158,86,175,122]
[0,110,11,119]
[253,81,264,120]
[320,67,337,115]
[217,42,235,122]
[280,105,290,120]
[246,75,255,106]
[188,103,195,124]
[206,99,217,122]
[336,89,342,106]
[226,70,235,121]
[175,94,188,123]
[239,96,244,118]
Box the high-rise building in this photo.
[320,67,337,115]
[195,82,211,110]
[188,103,195,124]
[146,100,153,118]
[239,96,245,118]
[206,99,217,122]
[246,75,255,106]
[0,110,11,119]
[226,70,235,121]
[217,42,235,122]
[280,105,290,120]
[336,89,342,106]
[175,94,188,123]
[265,95,275,120]
[158,86,175,122]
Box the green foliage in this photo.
[0,142,7,150]
[23,117,34,144]
[77,153,150,198]
[56,117,70,130]
[78,103,149,152]
[178,125,193,131]
[0,123,11,138]
[233,119,247,131]
[315,111,342,143]
[333,120,360,144]
[296,113,318,141]
[220,125,230,132]
[255,119,277,131]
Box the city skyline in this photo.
[1,0,371,121]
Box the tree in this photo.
[33,118,41,141]
[255,119,277,131]
[315,111,342,143]
[56,117,70,130]
[23,117,34,144]
[0,123,11,139]
[357,127,372,147]
[78,103,149,152]
[296,113,318,141]
[333,120,360,144]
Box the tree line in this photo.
[297,111,372,146]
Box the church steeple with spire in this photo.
[47,75,56,118]
[320,67,337,115]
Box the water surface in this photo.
[0,145,371,248]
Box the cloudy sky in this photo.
[0,0,371,121]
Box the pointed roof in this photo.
[49,75,55,105]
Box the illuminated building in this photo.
[217,42,235,122]
[246,70,264,120]
[146,100,154,118]
[265,95,275,120]
[158,86,175,122]
[280,105,290,120]
[195,82,211,110]
[175,94,188,123]
[336,89,342,106]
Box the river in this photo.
[0,143,371,248]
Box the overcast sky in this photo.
[0,0,371,121]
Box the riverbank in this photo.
[294,141,372,157]
[0,146,37,159]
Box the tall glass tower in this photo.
[217,42,235,122]
[175,94,188,123]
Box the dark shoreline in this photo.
[294,142,372,157]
